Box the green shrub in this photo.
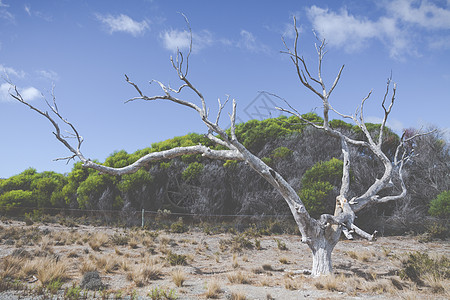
[64,284,82,300]
[182,162,204,183]
[231,234,253,252]
[170,218,188,233]
[272,146,293,159]
[424,221,449,240]
[275,238,288,250]
[148,286,177,300]
[429,190,450,218]
[166,251,187,266]
[46,279,63,294]
[298,158,343,217]
[223,160,238,168]
[399,251,450,283]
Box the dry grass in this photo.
[35,257,70,285]
[258,276,272,287]
[346,250,373,262]
[171,268,186,287]
[0,256,24,280]
[205,279,222,299]
[423,274,448,295]
[232,253,239,269]
[230,290,247,300]
[93,254,120,273]
[313,274,344,292]
[0,220,448,299]
[88,232,109,251]
[279,257,289,264]
[79,258,97,274]
[361,278,396,294]
[129,260,163,287]
[227,271,251,284]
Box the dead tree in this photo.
[6,18,430,276]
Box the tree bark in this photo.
[309,226,341,276]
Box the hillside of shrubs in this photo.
[1,114,448,235]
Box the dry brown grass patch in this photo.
[35,257,69,285]
[0,256,25,280]
[313,274,345,292]
[128,263,163,287]
[284,277,301,290]
[79,258,97,274]
[171,268,186,287]
[88,232,109,251]
[227,271,251,284]
[205,279,222,299]
[230,290,247,300]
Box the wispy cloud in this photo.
[0,0,14,23]
[37,70,59,82]
[1,64,26,78]
[160,29,213,53]
[24,4,31,16]
[23,4,52,21]
[0,83,41,102]
[238,30,271,54]
[96,14,149,37]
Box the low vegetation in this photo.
[0,218,448,299]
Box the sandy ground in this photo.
[0,220,448,299]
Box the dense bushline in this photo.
[1,115,448,234]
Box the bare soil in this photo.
[0,219,448,299]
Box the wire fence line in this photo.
[0,205,292,217]
[0,205,299,233]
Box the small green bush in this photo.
[429,190,450,218]
[275,238,288,250]
[181,162,204,183]
[64,284,82,300]
[298,158,343,217]
[170,218,188,233]
[399,251,450,283]
[166,251,187,266]
[148,286,177,300]
[271,146,293,159]
[223,160,238,168]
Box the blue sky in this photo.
[1,0,449,178]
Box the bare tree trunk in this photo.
[307,226,341,276]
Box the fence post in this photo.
[141,209,145,228]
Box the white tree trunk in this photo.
[308,226,340,276]
[311,244,333,276]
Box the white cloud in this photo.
[0,82,11,102]
[0,83,41,102]
[0,0,14,23]
[160,29,213,53]
[387,0,450,29]
[23,5,52,21]
[161,29,191,52]
[306,6,411,59]
[0,64,26,78]
[96,14,149,37]
[37,70,59,81]
[306,2,450,59]
[21,86,40,100]
[238,30,271,54]
[24,4,31,16]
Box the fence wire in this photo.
[0,205,300,234]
